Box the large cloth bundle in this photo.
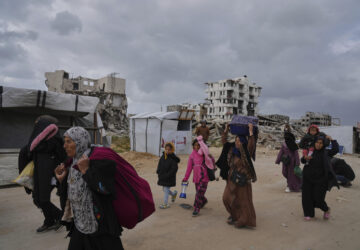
[229,115,258,136]
[89,147,155,229]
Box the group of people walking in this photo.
[19,116,124,250]
[18,115,354,249]
[276,123,354,221]
[156,122,258,228]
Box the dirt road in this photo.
[1,146,359,250]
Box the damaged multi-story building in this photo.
[45,70,128,133]
[291,112,333,127]
[167,103,209,121]
[205,75,262,120]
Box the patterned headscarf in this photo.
[64,127,91,161]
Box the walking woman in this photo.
[55,127,124,250]
[301,134,339,221]
[19,115,66,232]
[222,123,257,228]
[275,125,301,192]
[182,136,213,216]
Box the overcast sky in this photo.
[1,0,359,125]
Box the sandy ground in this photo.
[0,146,360,250]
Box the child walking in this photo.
[183,136,214,216]
[157,142,179,209]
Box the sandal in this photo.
[159,204,170,209]
[304,217,311,221]
[323,209,331,220]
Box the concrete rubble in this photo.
[193,115,306,149]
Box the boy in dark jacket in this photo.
[157,142,179,209]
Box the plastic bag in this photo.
[13,161,34,190]
[294,165,302,178]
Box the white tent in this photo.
[320,126,359,154]
[130,111,193,156]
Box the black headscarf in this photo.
[284,131,298,151]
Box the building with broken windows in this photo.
[291,112,333,127]
[45,70,128,133]
[204,76,261,120]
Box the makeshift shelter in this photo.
[0,86,105,186]
[320,126,360,154]
[130,111,194,156]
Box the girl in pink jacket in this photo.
[183,137,213,216]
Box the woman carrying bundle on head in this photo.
[221,123,257,228]
[275,124,301,192]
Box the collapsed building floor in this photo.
[192,115,306,149]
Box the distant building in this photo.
[259,114,290,126]
[262,114,290,123]
[291,112,332,127]
[45,70,128,132]
[205,76,261,120]
[167,103,208,121]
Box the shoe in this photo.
[36,224,52,233]
[285,187,290,193]
[227,216,235,225]
[171,191,178,202]
[304,217,311,221]
[49,220,62,231]
[342,182,352,188]
[324,209,331,220]
[159,204,170,209]
[192,211,199,217]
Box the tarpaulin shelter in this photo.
[0,86,105,186]
[0,86,105,149]
[129,111,194,156]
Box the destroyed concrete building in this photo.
[205,75,262,120]
[167,103,208,121]
[45,70,128,134]
[291,112,332,127]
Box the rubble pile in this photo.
[193,116,306,149]
[95,92,129,135]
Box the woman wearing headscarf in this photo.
[301,134,339,221]
[18,115,66,233]
[221,123,257,228]
[275,125,301,192]
[55,127,124,250]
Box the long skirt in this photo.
[68,227,124,250]
[193,167,208,212]
[223,180,256,227]
[282,163,302,192]
[302,177,329,217]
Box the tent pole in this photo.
[133,119,136,151]
[159,121,163,156]
[94,113,97,144]
[145,118,148,153]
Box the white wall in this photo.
[320,126,354,154]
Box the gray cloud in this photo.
[51,11,82,35]
[0,0,359,125]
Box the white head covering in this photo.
[64,126,91,161]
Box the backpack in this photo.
[89,147,155,229]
